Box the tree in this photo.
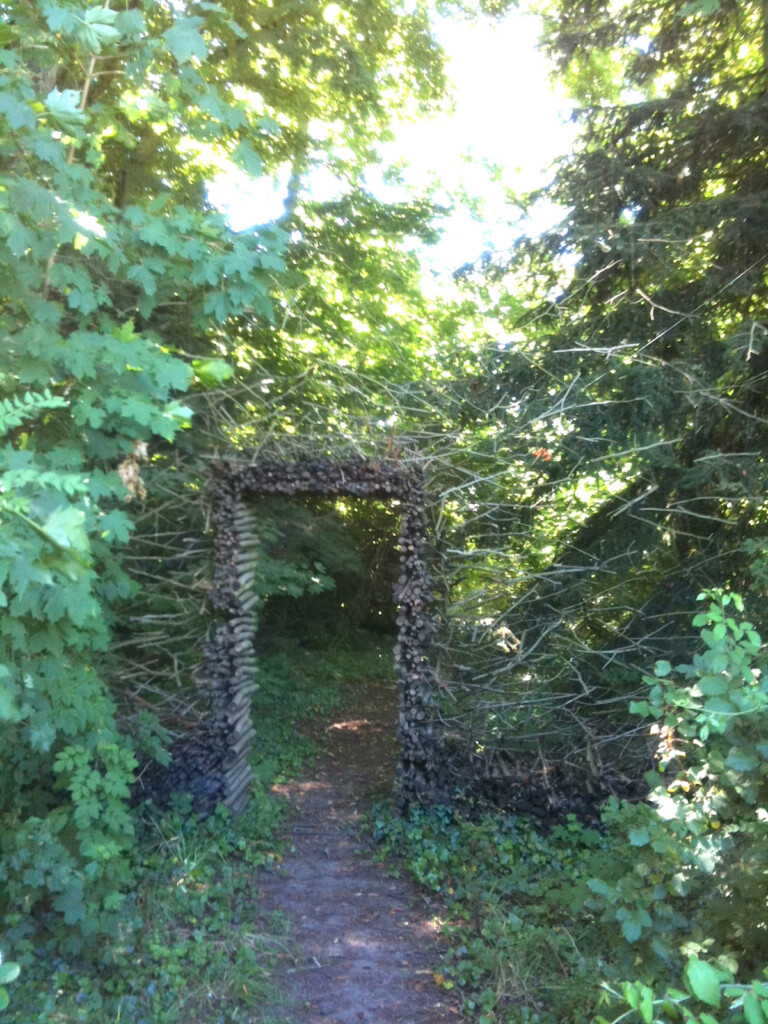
[1,0,500,948]
[0,0,290,949]
[425,0,768,785]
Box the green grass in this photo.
[251,630,395,781]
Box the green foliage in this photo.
[2,796,288,1023]
[586,591,768,968]
[0,398,143,952]
[0,953,20,1015]
[2,625,387,1022]
[596,961,768,1024]
[419,0,768,785]
[253,629,394,780]
[253,497,399,644]
[369,591,768,1024]
[0,0,286,951]
[250,498,353,608]
[0,391,67,437]
[584,591,768,1024]
[372,806,609,1023]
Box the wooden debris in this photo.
[142,457,449,816]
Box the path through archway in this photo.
[154,458,447,815]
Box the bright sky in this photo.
[209,9,576,274]
[378,10,576,273]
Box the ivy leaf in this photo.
[164,17,207,63]
[83,7,118,27]
[37,550,89,583]
[587,877,616,901]
[116,395,155,426]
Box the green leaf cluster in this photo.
[371,804,609,1024]
[0,396,142,951]
[0,0,286,951]
[0,0,469,960]
[586,592,768,1022]
[419,0,768,786]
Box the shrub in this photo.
[591,590,768,1022]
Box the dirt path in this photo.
[254,677,463,1024]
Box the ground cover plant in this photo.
[0,631,388,1023]
[371,802,610,1024]
[0,0,466,968]
[371,590,768,1024]
[1,783,288,1023]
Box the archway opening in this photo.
[190,457,446,816]
[249,492,402,801]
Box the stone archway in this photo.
[146,457,447,815]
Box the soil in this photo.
[254,676,465,1024]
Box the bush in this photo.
[591,590,768,1022]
